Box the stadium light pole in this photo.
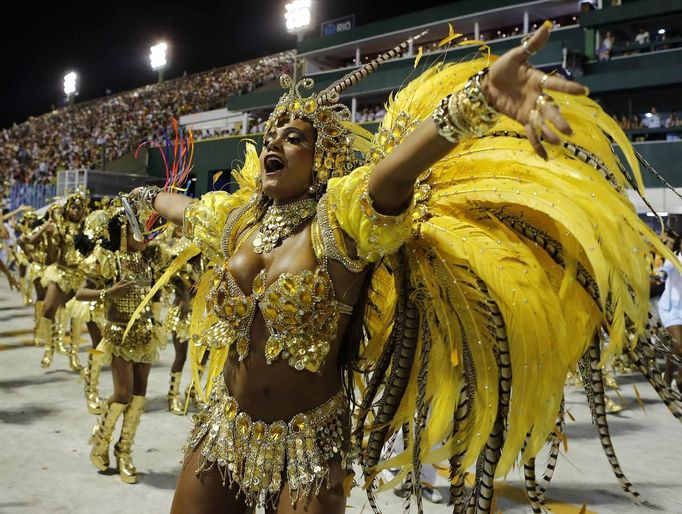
[150,42,169,83]
[285,0,312,82]
[63,71,78,106]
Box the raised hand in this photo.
[482,21,588,159]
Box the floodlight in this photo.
[284,0,311,32]
[64,72,77,96]
[150,42,168,70]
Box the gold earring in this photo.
[120,222,127,253]
[308,169,319,195]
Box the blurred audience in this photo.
[614,109,682,141]
[0,51,294,184]
[357,104,387,123]
[598,31,615,61]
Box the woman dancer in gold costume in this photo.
[126,23,677,514]
[23,204,63,365]
[39,192,88,371]
[75,207,166,484]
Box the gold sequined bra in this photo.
[204,254,353,373]
[194,201,363,372]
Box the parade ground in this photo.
[1,279,680,514]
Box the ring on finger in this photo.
[535,93,555,110]
[522,36,537,57]
[529,109,544,133]
[539,73,550,88]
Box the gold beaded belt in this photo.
[185,378,351,508]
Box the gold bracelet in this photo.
[99,288,107,304]
[127,185,162,224]
[432,69,499,143]
[432,94,459,143]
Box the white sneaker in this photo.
[421,485,443,503]
[381,467,399,484]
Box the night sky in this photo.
[2,0,457,129]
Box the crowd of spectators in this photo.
[614,108,682,141]
[190,102,389,141]
[0,51,295,185]
[597,25,680,60]
[357,104,387,123]
[192,127,241,141]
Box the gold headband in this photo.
[65,191,88,212]
[266,76,357,184]
[265,34,423,184]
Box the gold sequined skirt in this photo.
[14,246,29,267]
[65,297,105,326]
[97,318,166,364]
[27,262,46,284]
[185,377,351,508]
[40,263,84,293]
[162,305,191,342]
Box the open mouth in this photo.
[264,155,285,174]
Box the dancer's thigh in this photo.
[268,456,348,514]
[170,439,253,514]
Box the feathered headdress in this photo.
[266,32,427,183]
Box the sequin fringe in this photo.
[185,378,351,508]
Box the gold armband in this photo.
[432,69,499,143]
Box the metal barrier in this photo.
[56,169,88,198]
[8,183,57,210]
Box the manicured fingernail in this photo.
[542,20,553,30]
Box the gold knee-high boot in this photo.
[21,278,33,306]
[82,353,102,415]
[115,395,145,484]
[90,401,127,471]
[70,316,86,368]
[68,343,83,372]
[167,372,184,415]
[33,300,45,347]
[40,318,54,368]
[184,365,206,411]
[54,308,68,355]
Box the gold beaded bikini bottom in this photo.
[185,377,352,508]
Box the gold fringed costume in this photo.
[40,263,84,294]
[83,240,167,366]
[138,52,678,511]
[187,377,351,508]
[163,305,191,342]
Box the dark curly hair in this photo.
[75,214,126,256]
[102,216,125,253]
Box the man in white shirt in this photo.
[635,28,650,45]
[643,107,662,128]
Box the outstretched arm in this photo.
[151,192,192,226]
[27,222,54,245]
[368,22,587,215]
[2,205,31,221]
